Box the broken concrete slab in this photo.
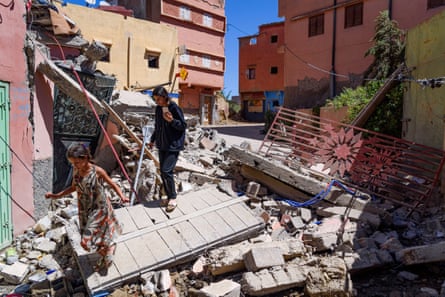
[0,261,30,284]
[243,247,285,272]
[207,237,306,276]
[241,264,306,296]
[396,241,445,265]
[200,279,241,297]
[67,186,264,295]
[305,257,352,297]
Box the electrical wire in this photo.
[275,179,369,208]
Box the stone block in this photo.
[396,241,445,265]
[200,279,241,297]
[0,261,29,284]
[200,136,217,151]
[243,247,285,272]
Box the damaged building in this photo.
[2,1,445,297]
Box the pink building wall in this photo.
[161,0,225,117]
[278,0,445,108]
[0,2,35,235]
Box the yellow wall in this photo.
[57,3,178,90]
[404,10,445,150]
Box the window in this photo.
[202,55,211,68]
[428,0,445,9]
[145,51,159,68]
[247,68,256,80]
[270,66,278,74]
[248,100,262,112]
[345,2,363,28]
[203,14,213,27]
[180,6,191,20]
[249,37,257,45]
[179,51,190,64]
[270,35,278,43]
[309,14,324,37]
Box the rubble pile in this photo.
[2,117,445,297]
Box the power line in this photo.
[227,23,251,36]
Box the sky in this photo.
[224,1,284,98]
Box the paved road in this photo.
[204,123,266,151]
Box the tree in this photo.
[364,10,405,80]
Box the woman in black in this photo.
[148,86,187,212]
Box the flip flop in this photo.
[166,200,177,212]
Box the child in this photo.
[45,143,129,271]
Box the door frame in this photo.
[0,81,12,249]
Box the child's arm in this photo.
[45,185,76,199]
[96,166,130,203]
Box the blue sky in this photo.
[224,1,283,98]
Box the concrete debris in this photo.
[200,279,241,297]
[241,265,307,296]
[2,104,445,296]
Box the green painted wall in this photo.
[404,10,445,150]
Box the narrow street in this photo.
[204,123,265,151]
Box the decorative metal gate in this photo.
[0,81,12,249]
[259,107,445,211]
[53,67,115,192]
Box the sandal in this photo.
[94,244,116,272]
[166,200,177,212]
[94,254,113,272]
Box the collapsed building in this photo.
[2,2,445,297]
[2,96,445,296]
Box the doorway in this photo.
[0,81,12,249]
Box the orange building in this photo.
[238,22,285,122]
[277,0,445,109]
[118,0,226,124]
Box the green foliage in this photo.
[229,101,241,113]
[324,10,405,137]
[364,84,403,136]
[365,11,405,80]
[263,109,276,134]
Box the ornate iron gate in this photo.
[53,68,115,192]
[0,81,12,249]
[259,107,445,212]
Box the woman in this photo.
[45,143,129,271]
[148,86,187,212]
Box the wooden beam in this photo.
[351,65,404,128]
[37,58,159,166]
[37,59,105,113]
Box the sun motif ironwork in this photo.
[313,125,363,177]
[350,137,401,191]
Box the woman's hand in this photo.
[163,111,173,123]
[45,192,57,199]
